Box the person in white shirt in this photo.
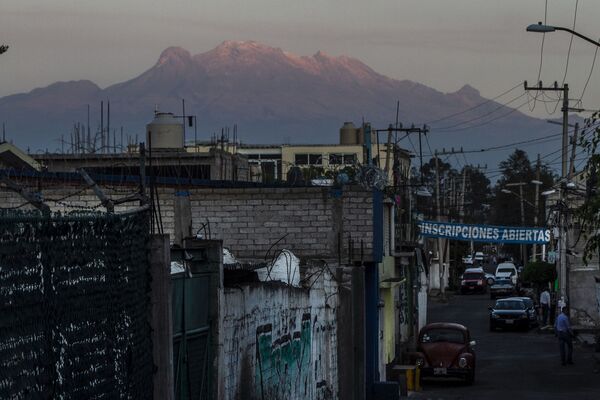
[540,289,551,326]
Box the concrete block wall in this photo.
[1,184,375,261]
[188,186,374,260]
[220,266,339,400]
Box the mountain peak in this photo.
[212,40,283,56]
[156,46,192,66]
[453,84,480,97]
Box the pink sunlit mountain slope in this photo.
[0,40,553,169]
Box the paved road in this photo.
[409,292,600,400]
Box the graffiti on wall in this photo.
[311,316,335,400]
[255,313,311,399]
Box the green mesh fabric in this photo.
[0,209,152,399]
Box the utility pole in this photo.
[532,154,541,262]
[460,166,467,222]
[569,122,579,179]
[524,80,570,304]
[374,124,428,181]
[505,182,527,264]
[434,150,445,298]
[525,81,569,176]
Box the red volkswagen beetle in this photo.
[411,322,476,384]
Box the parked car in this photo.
[474,252,485,263]
[460,268,487,294]
[462,255,474,265]
[514,296,538,323]
[411,322,476,384]
[495,262,518,285]
[489,277,515,299]
[484,273,495,286]
[489,297,537,331]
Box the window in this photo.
[421,329,465,344]
[329,153,357,165]
[295,153,322,165]
[295,154,308,165]
[329,153,343,165]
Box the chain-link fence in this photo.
[0,209,152,399]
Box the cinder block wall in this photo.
[1,184,374,260]
[189,186,374,260]
[0,184,374,260]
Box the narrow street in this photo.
[410,292,600,400]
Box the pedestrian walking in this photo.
[540,288,550,326]
[554,306,574,366]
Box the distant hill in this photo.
[0,40,563,171]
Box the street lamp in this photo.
[527,22,600,47]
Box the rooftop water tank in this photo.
[146,112,184,150]
[339,122,358,145]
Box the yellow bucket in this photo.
[405,367,422,391]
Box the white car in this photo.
[495,262,518,285]
[474,252,485,262]
[462,255,474,265]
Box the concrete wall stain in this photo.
[255,313,311,399]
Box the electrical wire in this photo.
[432,99,530,133]
[578,38,600,106]
[561,0,579,86]
[475,123,597,180]
[423,82,523,125]
[530,0,549,113]
[432,92,527,131]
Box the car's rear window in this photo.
[463,273,483,280]
[497,268,514,274]
[421,328,465,344]
[495,300,525,310]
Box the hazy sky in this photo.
[1,0,599,118]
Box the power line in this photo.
[530,0,549,113]
[432,92,527,131]
[561,0,579,87]
[482,125,597,180]
[431,99,530,133]
[423,82,523,125]
[578,38,599,105]
[420,132,562,159]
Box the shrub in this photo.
[522,261,556,285]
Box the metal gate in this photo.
[171,239,220,400]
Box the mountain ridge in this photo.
[0,40,552,170]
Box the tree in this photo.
[0,45,8,55]
[575,112,600,262]
[522,261,556,287]
[492,149,555,228]
[412,157,456,219]
[492,149,555,261]
[462,166,492,224]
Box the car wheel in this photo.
[465,369,475,385]
[487,278,494,286]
